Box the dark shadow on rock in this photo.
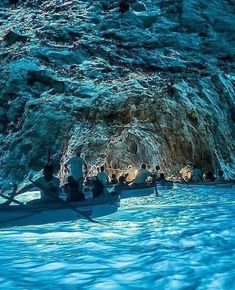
[27,71,65,93]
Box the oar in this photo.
[154,182,159,196]
[29,179,101,224]
[0,186,24,206]
[0,191,24,206]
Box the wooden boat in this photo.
[106,183,157,198]
[174,180,235,188]
[0,193,120,228]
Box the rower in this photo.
[64,150,88,192]
[16,165,60,203]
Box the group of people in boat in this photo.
[61,151,164,200]
[2,149,227,206]
[184,164,225,183]
[4,150,164,206]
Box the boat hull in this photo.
[156,181,174,190]
[117,184,156,198]
[174,180,235,188]
[0,194,120,227]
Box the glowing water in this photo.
[0,186,234,289]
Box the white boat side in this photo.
[0,193,120,228]
[115,184,156,198]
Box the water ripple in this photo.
[0,186,234,289]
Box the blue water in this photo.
[0,185,235,290]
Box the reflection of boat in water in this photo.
[0,194,120,228]
[174,180,235,188]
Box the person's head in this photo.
[141,163,147,169]
[155,165,160,171]
[43,165,54,179]
[111,174,117,179]
[100,166,105,172]
[159,173,165,180]
[218,170,224,177]
[97,167,100,173]
[119,176,126,184]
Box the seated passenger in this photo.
[114,175,128,194]
[216,170,225,182]
[63,176,85,202]
[123,173,134,184]
[92,177,105,198]
[191,165,203,182]
[133,163,152,186]
[152,165,160,183]
[110,173,118,185]
[158,173,166,181]
[84,176,92,187]
[124,165,136,183]
[97,166,109,185]
[204,170,215,182]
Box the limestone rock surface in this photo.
[0,0,234,186]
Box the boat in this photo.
[174,180,235,188]
[106,183,157,198]
[156,180,174,190]
[0,193,120,228]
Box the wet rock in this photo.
[119,1,130,14]
[38,49,87,65]
[27,71,65,93]
[0,0,234,185]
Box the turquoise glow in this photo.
[0,185,234,289]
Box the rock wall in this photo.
[0,0,234,186]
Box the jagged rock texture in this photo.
[0,0,235,185]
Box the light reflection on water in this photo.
[0,186,235,289]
